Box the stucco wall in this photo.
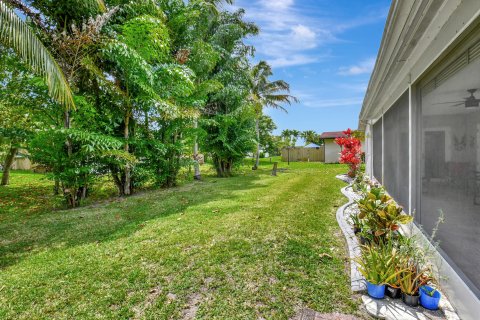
[324,139,340,163]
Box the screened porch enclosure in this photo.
[371,37,480,297]
[419,50,480,296]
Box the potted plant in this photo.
[420,285,441,310]
[355,241,403,299]
[385,272,402,299]
[386,283,402,299]
[398,264,434,307]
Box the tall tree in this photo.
[249,61,297,170]
[193,8,259,177]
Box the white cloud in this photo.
[259,0,294,10]
[231,1,323,67]
[338,57,376,75]
[291,25,317,48]
[229,2,387,69]
[268,55,319,68]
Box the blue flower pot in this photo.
[420,286,441,310]
[367,281,385,299]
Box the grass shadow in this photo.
[0,168,270,269]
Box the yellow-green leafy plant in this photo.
[398,263,435,296]
[372,204,413,237]
[355,240,405,286]
[356,187,413,239]
[357,187,391,219]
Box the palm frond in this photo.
[0,1,75,110]
[249,61,298,114]
[265,80,290,92]
[95,0,107,12]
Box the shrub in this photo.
[335,128,362,178]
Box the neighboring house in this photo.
[359,1,480,318]
[304,143,321,149]
[319,131,346,163]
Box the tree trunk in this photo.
[225,160,232,177]
[193,119,201,180]
[54,179,60,195]
[213,156,223,177]
[63,110,77,207]
[123,113,131,196]
[253,118,260,170]
[110,165,125,196]
[1,147,18,186]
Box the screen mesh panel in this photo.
[420,52,480,296]
[384,92,410,211]
[373,118,383,183]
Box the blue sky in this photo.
[229,0,390,135]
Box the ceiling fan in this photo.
[434,89,480,109]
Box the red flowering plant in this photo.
[335,128,362,178]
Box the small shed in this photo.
[320,131,346,164]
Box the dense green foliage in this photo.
[0,0,295,207]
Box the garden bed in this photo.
[336,175,459,320]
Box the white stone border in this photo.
[336,174,366,292]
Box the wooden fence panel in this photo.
[281,147,325,162]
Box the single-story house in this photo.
[359,1,480,317]
[319,131,346,164]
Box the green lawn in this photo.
[0,160,359,319]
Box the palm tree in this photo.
[0,1,74,110]
[301,130,317,145]
[290,129,301,147]
[281,129,292,146]
[249,61,298,170]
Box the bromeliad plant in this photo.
[355,240,404,286]
[398,263,435,296]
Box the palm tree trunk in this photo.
[253,118,260,170]
[193,119,201,180]
[1,147,18,186]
